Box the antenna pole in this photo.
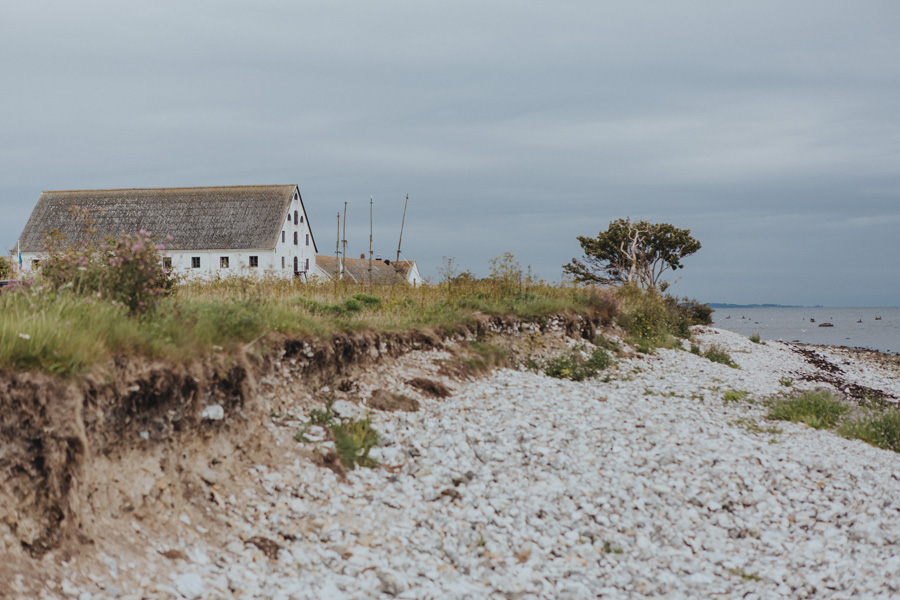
[336,212,342,279]
[368,196,373,282]
[342,201,348,276]
[396,193,408,262]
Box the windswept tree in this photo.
[563,218,701,291]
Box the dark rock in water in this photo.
[818,322,834,328]
[810,318,815,323]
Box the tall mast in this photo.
[342,201,348,277]
[396,193,408,262]
[368,196,373,282]
[336,212,342,279]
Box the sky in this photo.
[1,1,898,306]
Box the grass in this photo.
[295,399,380,469]
[767,390,848,430]
[749,333,764,345]
[764,389,900,456]
[1,277,606,376]
[731,418,782,435]
[544,347,612,381]
[703,345,740,369]
[839,409,900,453]
[723,390,751,404]
[1,271,710,378]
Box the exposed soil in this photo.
[368,389,420,412]
[0,312,601,597]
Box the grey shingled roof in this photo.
[18,185,301,252]
[316,255,414,284]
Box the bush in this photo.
[40,229,174,315]
[545,348,611,381]
[704,345,739,368]
[488,251,524,295]
[840,410,900,453]
[615,285,678,352]
[332,417,379,469]
[768,390,848,429]
[0,257,12,279]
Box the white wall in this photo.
[17,186,320,282]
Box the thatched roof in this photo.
[18,185,307,252]
[316,255,415,284]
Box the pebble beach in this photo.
[33,327,900,599]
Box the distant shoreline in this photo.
[708,303,820,309]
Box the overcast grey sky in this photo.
[2,1,898,306]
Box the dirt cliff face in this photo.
[0,313,599,569]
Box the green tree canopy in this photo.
[563,218,701,291]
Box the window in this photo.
[220,256,229,268]
[300,215,304,223]
[293,232,298,245]
[282,231,285,243]
[293,256,298,272]
[281,256,285,269]
[249,256,258,267]
[305,258,309,271]
[294,210,298,224]
[191,256,200,268]
[32,259,41,269]
[163,257,172,269]
[305,234,310,246]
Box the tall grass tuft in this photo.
[767,390,848,430]
[840,409,900,453]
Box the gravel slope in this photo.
[33,328,900,599]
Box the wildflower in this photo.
[18,333,31,340]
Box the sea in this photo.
[710,306,900,355]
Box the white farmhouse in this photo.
[17,185,318,280]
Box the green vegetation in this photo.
[767,390,848,430]
[703,345,739,368]
[331,417,379,469]
[1,235,712,377]
[0,257,12,279]
[723,390,750,404]
[615,285,705,353]
[563,218,701,291]
[749,333,764,345]
[544,347,612,381]
[728,567,761,582]
[731,418,782,435]
[840,410,900,453]
[295,399,380,469]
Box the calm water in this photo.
[711,307,900,354]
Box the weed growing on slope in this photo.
[544,347,612,381]
[767,390,848,430]
[749,333,764,345]
[703,345,739,369]
[295,399,380,470]
[840,409,900,453]
[723,390,751,404]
